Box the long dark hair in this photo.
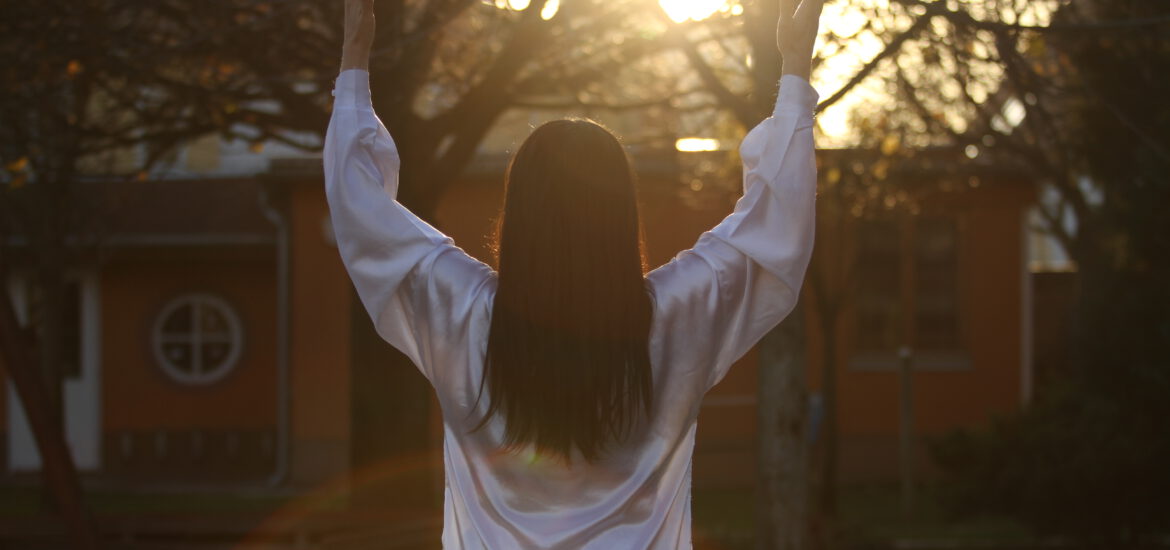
[475,118,654,463]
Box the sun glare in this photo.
[489,0,560,20]
[482,0,1060,144]
[540,0,559,20]
[676,138,720,152]
[659,0,730,23]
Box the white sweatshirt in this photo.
[324,68,818,549]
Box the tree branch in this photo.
[816,10,933,114]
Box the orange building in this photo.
[0,147,1037,495]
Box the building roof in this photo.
[53,178,278,247]
[101,178,273,236]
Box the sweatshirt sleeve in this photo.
[646,74,819,391]
[323,69,495,385]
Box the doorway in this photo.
[6,271,102,472]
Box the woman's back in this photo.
[428,273,686,548]
[324,71,817,548]
[324,1,822,546]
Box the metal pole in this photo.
[260,186,291,488]
[898,345,915,517]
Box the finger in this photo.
[346,0,372,17]
[779,0,796,21]
[794,0,825,24]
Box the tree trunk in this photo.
[348,200,443,512]
[756,304,808,550]
[0,266,99,550]
[35,264,68,514]
[819,310,839,523]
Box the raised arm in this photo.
[777,0,823,80]
[325,0,495,384]
[340,0,374,72]
[647,0,824,392]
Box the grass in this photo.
[0,485,300,517]
[836,483,1032,547]
[692,483,1034,550]
[0,482,1032,548]
[693,487,756,549]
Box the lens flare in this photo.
[675,137,720,152]
[659,0,728,23]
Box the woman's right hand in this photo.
[341,0,375,72]
[776,0,825,80]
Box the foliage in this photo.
[924,0,1170,542]
[0,0,715,527]
[673,0,1170,542]
[932,382,1170,542]
[3,0,1164,542]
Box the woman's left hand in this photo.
[776,0,824,80]
[341,0,375,71]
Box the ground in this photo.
[0,483,1037,549]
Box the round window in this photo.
[152,293,244,385]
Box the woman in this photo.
[325,0,823,546]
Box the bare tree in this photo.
[0,0,747,531]
[860,0,1170,540]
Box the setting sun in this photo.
[658,0,731,23]
[675,137,720,151]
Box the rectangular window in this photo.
[27,279,84,379]
[856,219,901,352]
[853,216,964,361]
[914,217,960,351]
[62,280,83,379]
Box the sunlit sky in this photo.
[656,0,886,142]
[656,0,1051,144]
[659,0,887,143]
[813,0,885,142]
[659,0,742,22]
[488,0,884,141]
[489,0,1055,145]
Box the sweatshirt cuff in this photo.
[774,74,819,117]
[332,69,372,108]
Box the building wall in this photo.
[0,167,1036,488]
[435,173,761,488]
[1,306,7,469]
[288,182,354,488]
[436,171,1034,486]
[100,251,278,480]
[808,181,1033,482]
